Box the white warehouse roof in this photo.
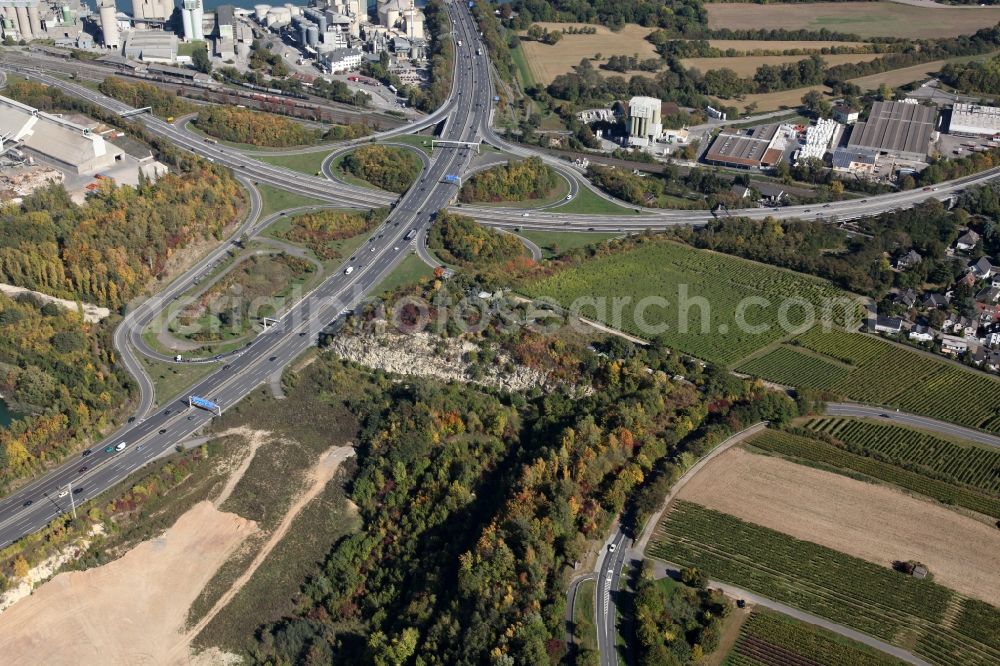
[949,103,1000,137]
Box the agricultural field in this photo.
[724,609,906,666]
[804,418,1000,495]
[705,2,1000,39]
[520,239,853,365]
[848,58,952,90]
[713,85,831,112]
[649,501,1000,666]
[748,428,1000,519]
[684,53,882,77]
[676,447,1000,605]
[517,23,658,85]
[736,327,1000,432]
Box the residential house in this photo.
[909,325,934,343]
[970,257,995,281]
[956,229,981,252]
[895,249,922,270]
[873,316,904,335]
[832,104,860,124]
[893,288,917,308]
[922,292,950,309]
[975,286,1000,321]
[941,334,969,354]
[973,346,1000,371]
[954,316,978,338]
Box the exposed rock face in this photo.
[325,328,558,393]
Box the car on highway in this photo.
[879,413,890,418]
[78,466,88,474]
[269,356,278,361]
[22,500,32,507]
[57,489,68,498]
[106,441,127,453]
[522,213,529,217]
[608,543,616,552]
[159,429,167,434]
[344,266,354,275]
[81,449,92,457]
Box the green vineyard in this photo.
[747,428,1000,518]
[805,419,1000,496]
[724,610,906,666]
[737,328,1000,432]
[522,240,851,365]
[650,501,1000,666]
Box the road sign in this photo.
[444,174,460,185]
[189,395,222,415]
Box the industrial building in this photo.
[797,118,842,163]
[123,29,178,62]
[948,103,1000,138]
[846,101,937,163]
[627,96,662,146]
[0,94,124,174]
[320,46,362,73]
[131,0,173,23]
[1,0,88,45]
[832,148,876,176]
[704,124,787,170]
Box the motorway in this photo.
[826,402,1000,448]
[2,5,1000,661]
[0,0,492,550]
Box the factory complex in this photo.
[2,0,429,83]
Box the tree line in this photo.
[194,106,327,147]
[459,157,559,203]
[0,293,134,492]
[427,212,527,267]
[341,145,423,193]
[98,77,196,119]
[0,174,243,309]
[279,208,388,261]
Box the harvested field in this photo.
[848,58,952,89]
[518,23,658,84]
[706,2,1000,39]
[713,85,830,111]
[685,52,882,77]
[0,502,256,666]
[677,447,1000,606]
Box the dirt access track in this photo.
[0,431,353,666]
[677,447,1000,606]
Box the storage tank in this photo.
[28,4,41,36]
[284,3,299,17]
[14,6,32,40]
[191,4,203,40]
[253,4,270,21]
[266,6,290,26]
[99,0,119,47]
[61,5,71,23]
[181,5,192,39]
[306,23,318,46]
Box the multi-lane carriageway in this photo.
[0,0,493,550]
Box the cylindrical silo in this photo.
[15,6,32,40]
[284,3,299,17]
[306,23,318,46]
[181,6,193,39]
[298,20,307,45]
[99,1,119,47]
[62,5,71,23]
[254,4,270,21]
[191,4,203,40]
[28,4,42,37]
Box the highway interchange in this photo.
[2,5,1000,663]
